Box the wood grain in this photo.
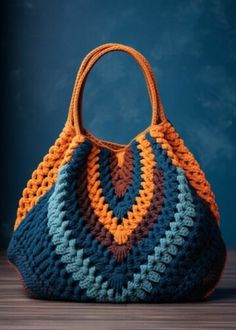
[0,250,235,330]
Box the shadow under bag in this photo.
[8,43,226,303]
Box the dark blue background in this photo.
[1,0,235,248]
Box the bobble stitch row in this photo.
[15,123,76,229]
[150,121,219,222]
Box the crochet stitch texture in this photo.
[8,43,226,303]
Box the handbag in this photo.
[7,43,226,303]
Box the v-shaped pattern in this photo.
[74,133,180,262]
[45,136,200,299]
[86,135,158,246]
[77,160,164,262]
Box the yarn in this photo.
[8,129,226,302]
[8,43,226,303]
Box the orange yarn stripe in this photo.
[87,135,156,245]
[14,123,77,230]
[150,121,220,222]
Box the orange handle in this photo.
[68,43,159,125]
[72,43,159,118]
[68,43,165,135]
[67,44,121,126]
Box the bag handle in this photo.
[67,44,120,125]
[69,43,160,119]
[68,43,166,135]
[67,43,161,127]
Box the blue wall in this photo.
[1,0,235,247]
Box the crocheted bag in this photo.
[8,43,226,303]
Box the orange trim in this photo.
[14,123,77,230]
[150,121,220,222]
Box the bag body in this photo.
[7,43,226,303]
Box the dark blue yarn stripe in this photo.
[7,140,93,302]
[7,187,93,301]
[144,188,226,301]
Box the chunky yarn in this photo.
[8,125,226,302]
[8,43,226,303]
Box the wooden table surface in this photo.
[0,250,235,330]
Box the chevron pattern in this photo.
[7,129,226,302]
